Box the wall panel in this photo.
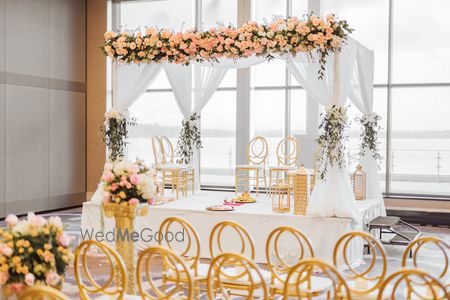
[0,0,5,217]
[50,90,86,209]
[5,85,50,214]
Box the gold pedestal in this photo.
[103,203,147,295]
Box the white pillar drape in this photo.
[349,41,386,216]
[287,39,361,223]
[163,63,229,191]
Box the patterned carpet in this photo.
[7,207,450,299]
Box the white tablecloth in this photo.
[81,191,381,267]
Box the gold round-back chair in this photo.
[74,240,127,300]
[401,236,449,289]
[209,221,255,260]
[206,252,269,299]
[18,286,69,300]
[265,226,315,299]
[235,136,269,196]
[159,217,207,296]
[152,136,190,199]
[269,136,300,191]
[284,258,351,299]
[333,231,387,299]
[137,245,194,300]
[377,268,449,300]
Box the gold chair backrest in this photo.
[152,136,164,167]
[333,231,387,295]
[266,226,315,286]
[159,217,201,276]
[74,240,126,300]
[276,136,300,167]
[284,258,351,299]
[137,245,194,300]
[19,286,69,300]
[161,136,175,164]
[206,252,269,300]
[402,236,449,283]
[377,268,449,300]
[209,221,255,260]
[247,136,268,165]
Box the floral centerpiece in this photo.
[100,158,156,295]
[316,105,349,180]
[0,213,72,297]
[101,109,136,162]
[101,158,156,206]
[101,14,353,79]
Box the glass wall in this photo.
[113,0,450,199]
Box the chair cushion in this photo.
[236,164,265,170]
[269,165,297,171]
[166,263,209,280]
[274,274,333,294]
[96,294,142,300]
[159,164,188,171]
[220,267,272,285]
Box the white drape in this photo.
[287,39,361,223]
[112,62,162,111]
[163,63,228,190]
[349,41,386,216]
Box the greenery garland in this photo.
[176,113,202,164]
[101,14,353,79]
[101,110,137,162]
[357,113,382,164]
[316,105,349,180]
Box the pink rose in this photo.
[57,232,71,247]
[24,273,35,286]
[147,197,155,205]
[0,271,9,285]
[2,247,12,257]
[45,271,60,286]
[9,283,25,293]
[5,214,18,227]
[111,183,118,192]
[129,198,139,206]
[130,174,140,185]
[102,171,115,183]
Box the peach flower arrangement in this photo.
[0,213,73,296]
[101,14,353,78]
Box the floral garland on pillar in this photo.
[101,109,137,162]
[101,14,353,79]
[356,113,382,164]
[316,105,349,180]
[176,113,202,164]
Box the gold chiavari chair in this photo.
[152,136,188,199]
[161,136,195,195]
[401,236,449,288]
[284,258,351,300]
[235,136,269,196]
[269,136,300,191]
[74,240,128,300]
[209,221,255,260]
[206,252,269,299]
[265,226,315,299]
[159,217,208,297]
[18,286,69,300]
[333,231,387,299]
[137,245,194,300]
[377,268,449,300]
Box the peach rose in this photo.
[129,198,139,206]
[0,271,9,285]
[45,271,60,286]
[24,273,35,286]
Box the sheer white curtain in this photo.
[163,63,228,190]
[349,42,386,216]
[287,39,361,223]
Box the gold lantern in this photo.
[271,182,291,213]
[292,165,310,215]
[352,164,367,200]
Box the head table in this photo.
[81,191,380,269]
